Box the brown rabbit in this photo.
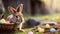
[6,4,25,32]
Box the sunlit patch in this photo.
[55,16,59,20]
[43,15,49,20]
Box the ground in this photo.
[16,13,60,34]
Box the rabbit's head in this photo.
[8,4,24,23]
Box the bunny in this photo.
[6,4,25,32]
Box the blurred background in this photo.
[0,0,60,34]
[0,0,60,20]
[1,0,60,15]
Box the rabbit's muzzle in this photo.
[11,16,22,24]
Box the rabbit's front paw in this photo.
[19,29,25,32]
[17,28,25,32]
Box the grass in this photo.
[14,29,29,34]
[24,13,60,22]
[13,28,60,34]
[14,28,43,34]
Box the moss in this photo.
[4,10,10,19]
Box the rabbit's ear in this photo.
[16,4,23,12]
[8,6,16,14]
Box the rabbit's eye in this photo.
[16,16,18,18]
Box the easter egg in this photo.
[0,20,2,24]
[45,24,50,28]
[6,21,10,24]
[38,27,41,30]
[39,28,45,33]
[37,27,42,32]
[1,19,6,24]
[28,31,33,34]
[50,28,56,32]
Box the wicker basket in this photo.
[0,23,15,31]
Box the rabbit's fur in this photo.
[6,4,24,31]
